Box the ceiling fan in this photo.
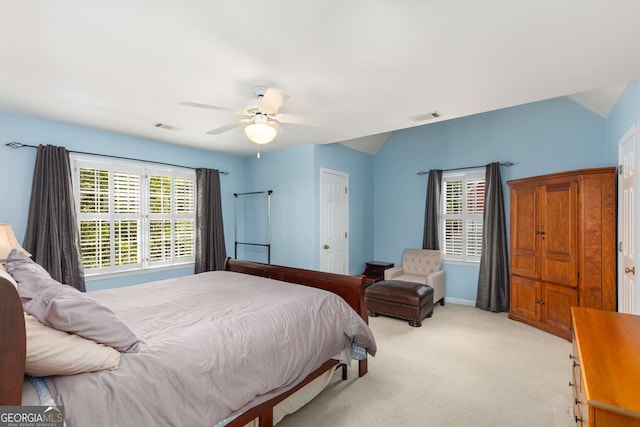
[180,86,320,144]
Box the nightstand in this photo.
[362,261,394,286]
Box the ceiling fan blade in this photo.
[258,88,289,114]
[271,121,285,134]
[272,113,330,127]
[179,101,236,112]
[206,119,252,135]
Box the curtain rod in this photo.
[5,141,230,175]
[417,161,514,176]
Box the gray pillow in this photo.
[6,250,142,353]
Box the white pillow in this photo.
[24,313,120,377]
[7,250,142,353]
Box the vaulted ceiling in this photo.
[1,2,639,156]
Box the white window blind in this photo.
[173,177,196,261]
[441,169,485,263]
[72,155,196,276]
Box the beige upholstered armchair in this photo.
[384,249,446,306]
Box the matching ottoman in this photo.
[365,280,434,327]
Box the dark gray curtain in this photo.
[476,162,510,312]
[422,169,442,250]
[195,168,227,273]
[23,145,85,291]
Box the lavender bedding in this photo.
[43,271,377,427]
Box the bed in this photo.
[0,255,376,427]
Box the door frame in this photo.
[320,168,349,274]
[618,122,639,314]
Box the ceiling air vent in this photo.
[153,123,181,131]
[409,111,441,122]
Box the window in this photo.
[72,155,196,276]
[441,169,485,263]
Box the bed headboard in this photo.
[0,275,26,405]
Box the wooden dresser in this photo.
[571,307,640,426]
[508,168,616,340]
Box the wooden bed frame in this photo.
[0,258,369,427]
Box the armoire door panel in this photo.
[510,276,539,321]
[510,185,539,278]
[541,282,578,337]
[512,249,537,276]
[543,256,575,287]
[541,182,578,286]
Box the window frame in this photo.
[71,154,196,278]
[440,168,486,265]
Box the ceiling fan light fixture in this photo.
[244,121,277,144]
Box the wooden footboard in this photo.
[227,359,342,427]
[0,275,26,405]
[225,258,370,427]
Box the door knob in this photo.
[626,266,636,275]
[323,244,330,249]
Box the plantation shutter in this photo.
[113,171,141,267]
[466,177,485,258]
[443,180,463,257]
[441,170,485,262]
[73,157,196,276]
[148,172,196,266]
[149,174,172,264]
[174,177,195,260]
[78,167,110,269]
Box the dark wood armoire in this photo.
[508,167,616,340]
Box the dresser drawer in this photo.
[571,338,588,425]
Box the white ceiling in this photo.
[1,1,639,157]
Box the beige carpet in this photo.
[278,303,574,427]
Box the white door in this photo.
[321,168,349,274]
[619,123,639,314]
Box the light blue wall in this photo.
[373,96,609,302]
[315,143,374,275]
[239,143,374,275]
[0,111,244,291]
[242,145,316,269]
[2,88,626,296]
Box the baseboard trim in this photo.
[446,297,476,307]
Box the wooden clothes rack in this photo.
[234,190,273,264]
